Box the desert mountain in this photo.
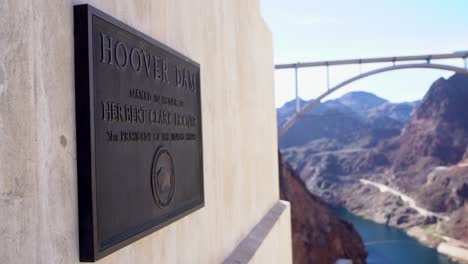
[278,91,417,149]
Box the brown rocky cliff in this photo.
[279,153,367,264]
[384,74,468,176]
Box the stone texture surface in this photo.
[0,0,291,263]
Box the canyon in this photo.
[278,74,468,263]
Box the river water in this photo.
[332,207,457,264]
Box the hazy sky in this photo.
[260,0,468,107]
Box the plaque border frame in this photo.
[73,4,205,262]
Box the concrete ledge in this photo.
[223,201,289,264]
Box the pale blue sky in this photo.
[260,0,468,107]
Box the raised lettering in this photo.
[115,41,128,68]
[153,55,161,80]
[100,33,113,64]
[176,66,183,87]
[188,72,197,92]
[162,60,169,84]
[102,101,112,121]
[142,50,152,76]
[130,48,142,72]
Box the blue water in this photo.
[332,207,457,264]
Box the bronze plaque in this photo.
[74,5,204,261]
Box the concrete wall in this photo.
[0,0,291,263]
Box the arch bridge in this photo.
[275,52,468,138]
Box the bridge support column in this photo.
[294,65,299,113]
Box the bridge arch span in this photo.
[279,63,468,138]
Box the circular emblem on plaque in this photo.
[151,147,175,208]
